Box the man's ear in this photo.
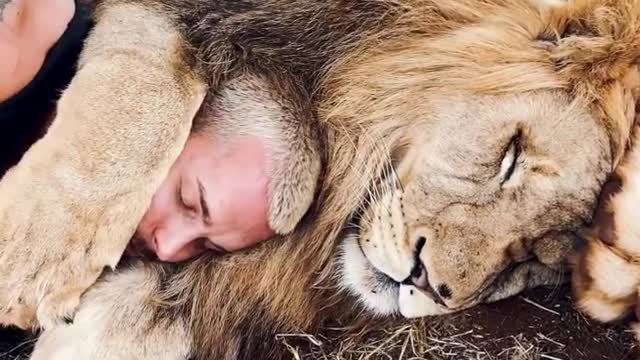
[540,0,640,167]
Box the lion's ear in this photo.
[546,0,640,90]
[541,0,640,166]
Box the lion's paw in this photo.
[0,163,147,329]
[572,238,639,322]
[0,304,36,330]
[30,263,192,360]
[573,155,640,325]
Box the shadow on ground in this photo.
[1,286,636,359]
[283,285,637,359]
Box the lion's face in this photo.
[333,0,640,318]
[340,89,610,317]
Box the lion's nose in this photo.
[402,236,449,306]
[404,261,446,306]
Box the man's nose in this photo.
[154,221,205,262]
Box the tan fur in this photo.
[30,262,192,360]
[1,0,639,358]
[0,3,207,329]
[549,1,640,342]
[572,126,640,330]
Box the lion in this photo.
[572,126,640,339]
[1,0,640,359]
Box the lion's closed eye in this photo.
[499,130,523,187]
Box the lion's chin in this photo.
[338,234,566,319]
[397,284,453,317]
[482,261,567,304]
[338,234,451,318]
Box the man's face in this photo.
[130,133,275,262]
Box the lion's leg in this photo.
[0,2,206,330]
[573,139,640,322]
[29,263,191,360]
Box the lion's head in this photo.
[325,0,640,318]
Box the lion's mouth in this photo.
[349,227,557,317]
[349,232,451,316]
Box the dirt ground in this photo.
[1,285,635,360]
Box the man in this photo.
[0,0,88,174]
[0,0,276,262]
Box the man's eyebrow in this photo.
[197,178,211,224]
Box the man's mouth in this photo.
[125,237,156,259]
